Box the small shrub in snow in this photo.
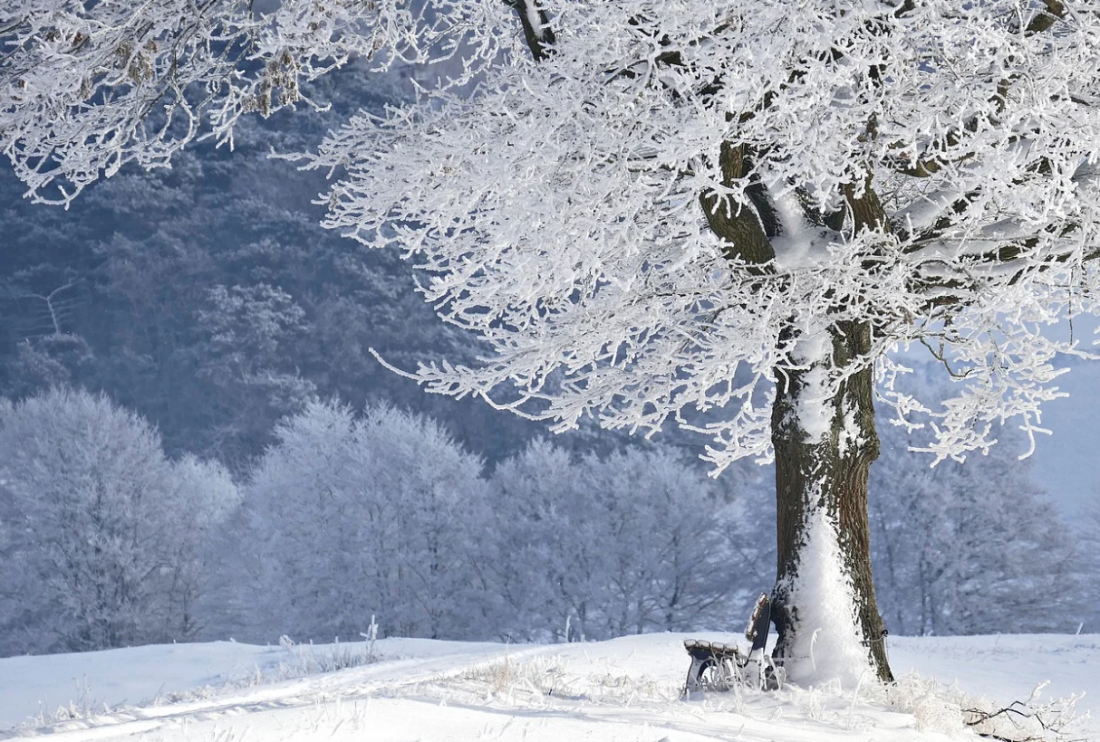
[960,683,1086,742]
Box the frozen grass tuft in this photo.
[862,672,1086,741]
[682,664,1086,741]
[25,675,109,729]
[270,634,379,680]
[460,655,570,698]
[30,699,109,728]
[447,654,680,710]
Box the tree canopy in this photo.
[7,2,1097,463]
[305,1,1100,470]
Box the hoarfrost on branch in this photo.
[0,0,503,203]
[309,0,1100,470]
[5,0,1100,469]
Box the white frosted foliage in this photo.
[301,0,1100,473]
[5,1,1100,470]
[783,505,874,688]
[0,0,508,204]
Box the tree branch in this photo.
[1025,0,1067,36]
[504,0,556,62]
[843,171,890,235]
[700,142,777,267]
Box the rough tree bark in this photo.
[771,320,893,682]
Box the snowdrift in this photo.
[1,633,1096,741]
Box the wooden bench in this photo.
[683,593,778,693]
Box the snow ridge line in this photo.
[3,645,556,741]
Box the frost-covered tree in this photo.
[0,388,236,655]
[195,283,316,457]
[1073,498,1100,632]
[487,441,740,641]
[7,0,1100,683]
[870,416,1080,636]
[311,1,1100,683]
[357,404,491,638]
[237,400,488,642]
[167,454,241,640]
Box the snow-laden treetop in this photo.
[5,0,1100,469]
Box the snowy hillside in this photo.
[1,634,1095,742]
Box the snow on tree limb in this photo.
[295,0,1100,469]
[0,0,507,205]
[6,1,1100,470]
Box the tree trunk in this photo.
[771,320,894,683]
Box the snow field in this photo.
[2,633,1097,742]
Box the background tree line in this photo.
[0,385,1092,657]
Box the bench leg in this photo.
[684,654,717,694]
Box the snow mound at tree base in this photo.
[780,505,876,688]
[1,634,1096,742]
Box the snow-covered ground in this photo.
[1,633,1096,741]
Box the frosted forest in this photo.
[4,5,1100,737]
[1,381,1089,659]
